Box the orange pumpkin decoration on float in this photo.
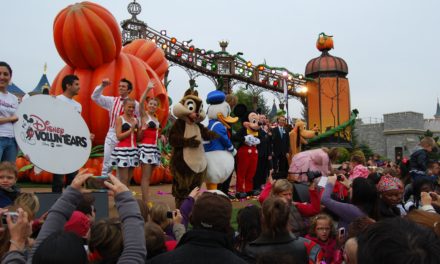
[29,169,53,184]
[53,2,122,69]
[316,32,334,51]
[123,39,169,80]
[51,2,169,146]
[16,156,30,182]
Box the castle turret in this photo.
[435,98,440,120]
[29,64,51,96]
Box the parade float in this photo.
[17,1,356,184]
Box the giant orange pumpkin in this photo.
[52,2,169,145]
[29,169,53,184]
[123,39,169,80]
[53,1,122,69]
[316,32,334,52]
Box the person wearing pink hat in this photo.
[377,174,404,219]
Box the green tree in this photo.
[336,147,350,163]
[233,86,271,115]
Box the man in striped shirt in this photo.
[91,78,139,176]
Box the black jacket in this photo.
[257,128,272,158]
[409,148,429,171]
[242,232,308,264]
[272,126,290,156]
[148,229,247,264]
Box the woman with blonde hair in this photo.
[259,175,321,236]
[111,98,140,187]
[137,83,165,204]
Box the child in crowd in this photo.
[150,202,185,241]
[0,161,20,208]
[305,214,337,264]
[409,136,437,182]
[348,153,369,180]
[234,205,262,255]
[144,222,167,259]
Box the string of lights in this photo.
[120,0,309,97]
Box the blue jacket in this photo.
[204,120,234,152]
[0,185,20,208]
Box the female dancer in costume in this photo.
[111,98,139,186]
[138,83,165,203]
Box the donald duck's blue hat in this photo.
[206,90,226,105]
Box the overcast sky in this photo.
[2,0,440,122]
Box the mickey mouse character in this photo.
[168,88,218,207]
[232,104,261,199]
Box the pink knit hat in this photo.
[376,175,403,193]
[64,211,91,237]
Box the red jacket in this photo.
[259,182,322,217]
[305,235,338,264]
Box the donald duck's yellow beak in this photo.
[218,113,238,129]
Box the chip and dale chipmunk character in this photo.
[168,88,218,207]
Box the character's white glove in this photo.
[244,135,260,146]
[232,148,237,156]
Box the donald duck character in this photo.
[204,90,238,190]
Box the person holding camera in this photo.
[0,208,32,260]
[2,169,146,263]
[137,82,166,204]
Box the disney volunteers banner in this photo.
[14,95,91,174]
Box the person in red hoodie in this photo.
[305,214,338,264]
[259,171,322,218]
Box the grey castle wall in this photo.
[354,121,386,156]
[355,112,439,160]
[383,112,424,130]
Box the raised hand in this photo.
[7,208,31,252]
[101,78,111,87]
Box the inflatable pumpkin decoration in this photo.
[51,2,169,145]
